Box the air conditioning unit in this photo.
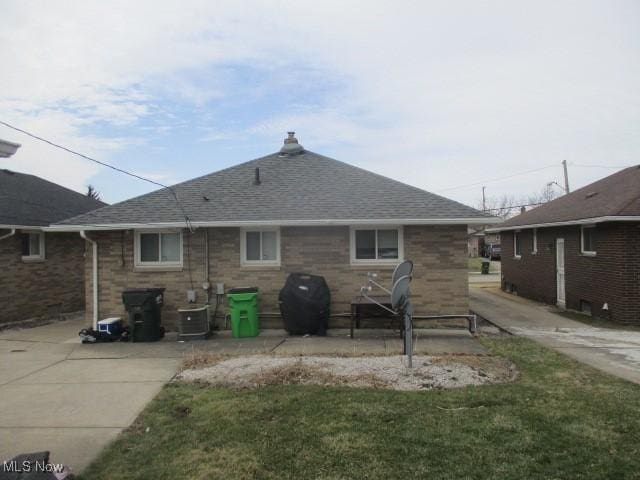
[177,305,210,340]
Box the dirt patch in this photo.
[176,355,517,391]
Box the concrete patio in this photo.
[0,315,485,473]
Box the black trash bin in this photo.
[278,273,330,335]
[122,288,166,342]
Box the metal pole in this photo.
[482,186,486,212]
[562,160,570,193]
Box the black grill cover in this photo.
[279,273,330,335]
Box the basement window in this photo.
[134,230,183,267]
[241,228,280,266]
[350,227,404,264]
[581,226,596,256]
[21,231,45,261]
[580,300,593,316]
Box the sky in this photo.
[1,1,638,209]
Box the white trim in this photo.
[580,225,597,256]
[45,217,499,232]
[486,216,640,233]
[513,230,522,259]
[350,226,404,265]
[240,227,281,267]
[0,224,46,230]
[532,228,538,254]
[134,229,183,268]
[21,230,45,261]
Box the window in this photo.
[21,231,45,261]
[241,228,280,266]
[581,226,596,255]
[532,229,538,254]
[350,227,403,264]
[514,231,522,258]
[135,230,182,267]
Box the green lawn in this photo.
[79,338,640,480]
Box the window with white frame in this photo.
[21,231,45,260]
[241,228,280,266]
[532,228,538,253]
[135,230,183,267]
[514,231,522,258]
[350,227,403,264]
[581,226,596,255]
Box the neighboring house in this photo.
[467,229,500,258]
[468,230,484,257]
[0,144,106,324]
[488,165,640,324]
[50,133,495,329]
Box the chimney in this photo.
[253,167,261,185]
[520,206,526,214]
[279,131,304,155]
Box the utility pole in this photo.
[482,186,486,212]
[562,160,570,193]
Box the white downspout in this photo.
[80,230,98,329]
[0,228,16,241]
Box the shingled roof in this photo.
[54,135,493,229]
[492,165,640,231]
[0,169,107,227]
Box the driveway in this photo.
[471,285,640,385]
[0,316,181,474]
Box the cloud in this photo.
[0,0,638,206]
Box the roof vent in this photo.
[279,131,304,155]
[585,191,598,199]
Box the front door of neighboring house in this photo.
[556,238,566,308]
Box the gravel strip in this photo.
[176,355,515,391]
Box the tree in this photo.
[86,185,101,201]
[477,183,561,220]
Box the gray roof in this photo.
[56,149,493,228]
[495,164,640,230]
[0,169,107,226]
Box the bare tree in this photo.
[86,185,101,201]
[478,183,560,220]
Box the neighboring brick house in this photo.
[51,133,494,329]
[0,139,106,324]
[488,165,640,325]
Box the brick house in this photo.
[50,133,494,330]
[488,165,640,324]
[0,140,106,324]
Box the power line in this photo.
[436,164,557,192]
[0,119,193,230]
[571,163,634,169]
[484,201,545,212]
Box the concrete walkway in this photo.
[470,285,640,385]
[0,316,484,473]
[0,316,181,473]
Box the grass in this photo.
[79,338,640,480]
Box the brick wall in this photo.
[0,231,86,324]
[85,225,469,329]
[501,222,640,324]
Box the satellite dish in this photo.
[391,274,411,311]
[392,260,413,286]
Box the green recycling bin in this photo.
[227,287,259,338]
